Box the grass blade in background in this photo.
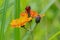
[49,31,60,40]
[14,0,20,40]
[40,0,56,14]
[0,0,14,14]
[0,0,8,40]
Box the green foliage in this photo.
[0,0,60,40]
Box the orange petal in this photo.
[10,20,17,27]
[30,10,38,18]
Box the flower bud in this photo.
[35,15,41,23]
[25,6,31,17]
[25,6,31,13]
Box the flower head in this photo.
[11,13,32,27]
[11,6,45,28]
[35,15,41,24]
[30,10,38,18]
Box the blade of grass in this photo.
[49,31,60,40]
[14,0,20,40]
[3,5,15,40]
[0,7,3,13]
[4,11,12,33]
[0,0,8,40]
[40,0,56,14]
[0,1,14,14]
[3,5,14,34]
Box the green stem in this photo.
[30,31,33,40]
[22,23,37,40]
[22,27,30,31]
[29,21,33,40]
[14,28,20,40]
[14,0,20,40]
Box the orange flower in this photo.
[20,12,28,18]
[11,10,45,27]
[11,19,26,28]
[25,17,32,22]
[20,10,38,18]
[10,19,19,27]
[11,15,32,27]
[30,10,38,18]
[11,6,45,28]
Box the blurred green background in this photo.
[0,0,60,40]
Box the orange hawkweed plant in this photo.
[11,6,45,30]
